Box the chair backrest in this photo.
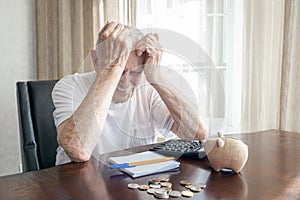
[16,80,59,172]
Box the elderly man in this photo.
[52,21,206,165]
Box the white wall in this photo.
[0,0,36,176]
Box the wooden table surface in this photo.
[0,130,300,200]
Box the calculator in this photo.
[149,139,207,159]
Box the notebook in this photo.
[108,151,180,178]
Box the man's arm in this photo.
[149,77,207,141]
[56,22,131,162]
[136,34,207,141]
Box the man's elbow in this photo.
[69,150,91,162]
[195,129,207,141]
[57,132,91,162]
[60,141,91,162]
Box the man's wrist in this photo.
[96,63,124,76]
[145,72,163,85]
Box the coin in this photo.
[138,184,150,191]
[180,180,192,186]
[155,188,168,193]
[149,184,161,189]
[169,190,181,197]
[164,187,172,192]
[149,178,161,182]
[147,188,157,194]
[156,194,169,199]
[185,184,192,189]
[127,183,139,189]
[190,185,202,192]
[160,182,172,188]
[154,188,169,199]
[148,178,161,185]
[159,177,169,182]
[197,183,206,188]
[181,190,194,198]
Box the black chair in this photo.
[16,80,59,172]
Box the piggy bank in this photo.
[204,132,248,173]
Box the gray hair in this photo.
[95,25,144,48]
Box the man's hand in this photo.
[93,22,132,73]
[135,33,162,83]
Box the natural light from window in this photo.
[134,0,243,135]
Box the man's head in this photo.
[93,23,145,103]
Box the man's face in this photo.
[112,50,145,103]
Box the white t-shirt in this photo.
[52,71,175,165]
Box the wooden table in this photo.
[0,130,300,200]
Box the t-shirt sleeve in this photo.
[148,85,175,138]
[52,75,76,128]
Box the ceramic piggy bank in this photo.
[204,132,248,173]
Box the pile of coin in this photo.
[127,176,206,199]
[154,188,169,198]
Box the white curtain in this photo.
[242,0,285,132]
[280,0,300,132]
[242,0,300,133]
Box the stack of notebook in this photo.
[108,151,180,178]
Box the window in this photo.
[135,0,243,134]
